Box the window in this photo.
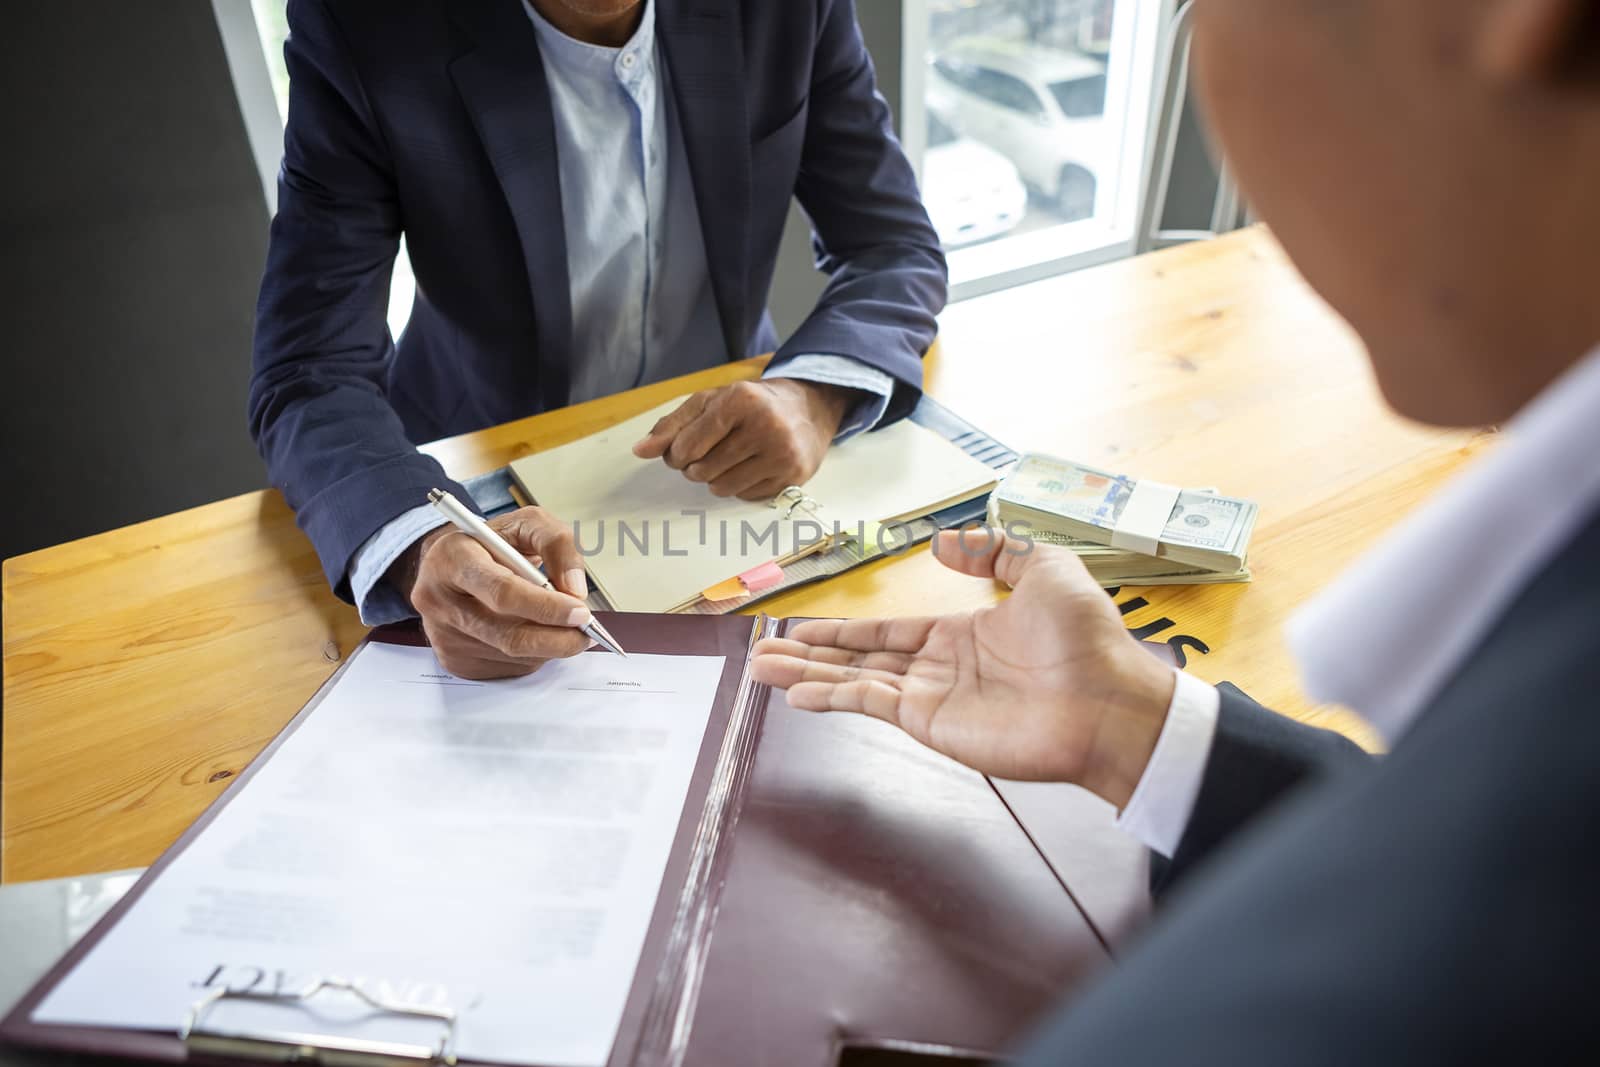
[975,68,1047,117]
[932,56,974,92]
[249,0,416,340]
[908,0,1167,299]
[1050,73,1108,119]
[927,112,960,148]
[248,0,289,117]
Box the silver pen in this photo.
[427,488,627,657]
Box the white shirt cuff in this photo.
[1115,669,1221,858]
[765,353,894,441]
[348,504,451,626]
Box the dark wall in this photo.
[0,2,270,563]
[1161,88,1223,232]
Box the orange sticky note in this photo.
[737,561,785,593]
[700,576,748,603]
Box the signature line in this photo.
[567,687,677,694]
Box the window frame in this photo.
[903,0,1176,303]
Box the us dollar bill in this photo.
[992,454,1258,573]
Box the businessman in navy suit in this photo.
[753,0,1600,1058]
[249,0,944,678]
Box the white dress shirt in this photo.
[348,0,895,624]
[1118,344,1600,856]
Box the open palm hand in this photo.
[750,530,1176,804]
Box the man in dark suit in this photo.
[249,0,944,678]
[752,0,1600,1058]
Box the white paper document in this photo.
[33,643,727,1067]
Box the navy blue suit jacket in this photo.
[249,0,946,598]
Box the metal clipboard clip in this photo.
[770,485,820,520]
[181,977,458,1067]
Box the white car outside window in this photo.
[928,38,1110,221]
[921,112,1028,249]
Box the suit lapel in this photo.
[447,0,573,408]
[658,0,751,360]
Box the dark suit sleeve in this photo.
[772,0,948,424]
[248,0,469,600]
[1151,687,1372,896]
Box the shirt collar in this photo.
[1286,345,1600,743]
[522,0,656,73]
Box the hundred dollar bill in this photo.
[984,509,1252,587]
[991,454,1258,573]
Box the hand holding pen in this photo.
[387,491,625,680]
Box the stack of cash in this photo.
[987,454,1258,587]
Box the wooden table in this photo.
[1,227,1494,884]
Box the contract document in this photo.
[31,642,726,1067]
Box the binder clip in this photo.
[181,976,458,1067]
[770,486,820,520]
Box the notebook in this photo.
[508,399,1000,614]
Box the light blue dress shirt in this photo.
[349,0,893,624]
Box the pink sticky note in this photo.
[738,561,785,593]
